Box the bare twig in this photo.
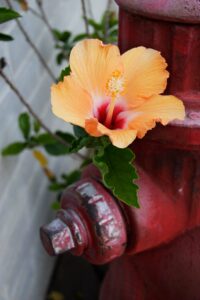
[0,69,85,160]
[87,0,94,19]
[28,7,42,19]
[80,0,89,35]
[36,0,55,40]
[5,0,56,82]
[104,0,112,42]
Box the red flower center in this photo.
[95,102,125,129]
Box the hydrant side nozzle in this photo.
[40,217,75,256]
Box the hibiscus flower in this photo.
[51,39,185,148]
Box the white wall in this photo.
[0,0,113,299]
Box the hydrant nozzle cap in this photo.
[40,218,75,256]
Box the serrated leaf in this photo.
[2,142,27,156]
[0,7,21,24]
[18,112,30,139]
[93,145,139,207]
[59,66,71,81]
[0,33,13,41]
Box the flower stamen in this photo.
[105,96,115,127]
[105,70,125,127]
[106,70,125,98]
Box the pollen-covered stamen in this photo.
[106,70,125,98]
[105,70,125,127]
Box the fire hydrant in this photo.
[40,1,200,299]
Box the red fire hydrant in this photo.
[40,1,200,299]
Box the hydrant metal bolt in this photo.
[40,218,75,256]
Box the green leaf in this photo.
[108,28,118,37]
[52,29,62,40]
[36,132,75,156]
[59,66,71,81]
[51,201,61,211]
[69,136,95,153]
[93,145,139,207]
[0,32,13,41]
[18,112,30,139]
[49,182,66,191]
[66,170,81,185]
[81,158,92,168]
[36,133,55,145]
[44,143,69,156]
[73,125,87,138]
[0,57,6,69]
[72,33,88,42]
[87,18,102,31]
[56,52,64,65]
[37,131,75,145]
[52,29,71,42]
[33,119,41,133]
[56,131,75,144]
[2,142,27,156]
[0,7,21,24]
[60,31,71,42]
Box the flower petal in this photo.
[85,118,137,148]
[69,39,123,97]
[122,47,169,107]
[128,95,185,138]
[51,75,92,127]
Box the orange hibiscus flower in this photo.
[51,39,185,148]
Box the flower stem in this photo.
[5,0,56,82]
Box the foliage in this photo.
[1,3,140,208]
[0,7,21,42]
[94,144,139,207]
[2,141,27,155]
[53,11,118,65]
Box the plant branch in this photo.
[80,0,89,35]
[28,7,42,19]
[36,0,55,40]
[104,0,112,42]
[5,0,56,82]
[87,0,94,19]
[0,68,85,160]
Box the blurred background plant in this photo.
[0,0,118,210]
